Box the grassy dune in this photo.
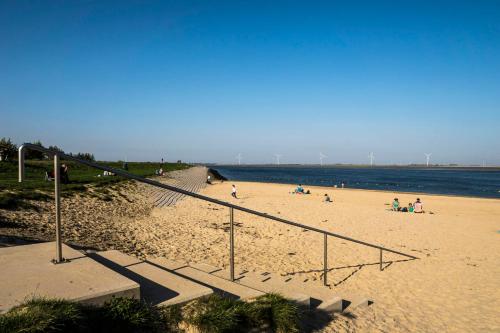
[0,160,189,209]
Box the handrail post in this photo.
[229,207,235,281]
[323,233,328,286]
[53,154,63,264]
[18,145,25,182]
[379,249,383,271]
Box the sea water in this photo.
[212,166,500,199]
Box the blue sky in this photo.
[1,1,499,165]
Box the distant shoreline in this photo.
[209,165,500,199]
[205,164,500,171]
[222,180,500,201]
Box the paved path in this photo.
[147,166,208,208]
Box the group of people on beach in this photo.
[392,198,424,213]
[228,181,425,213]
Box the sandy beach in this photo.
[131,180,500,332]
[2,174,500,332]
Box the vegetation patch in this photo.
[0,294,302,333]
[0,158,189,208]
[0,298,86,333]
[182,293,300,333]
[0,191,50,210]
[0,297,181,333]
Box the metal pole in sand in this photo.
[323,233,328,286]
[53,154,63,263]
[229,207,235,281]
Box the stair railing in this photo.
[18,143,418,285]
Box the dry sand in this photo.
[2,175,500,332]
[130,181,500,332]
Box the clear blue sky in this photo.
[2,1,499,165]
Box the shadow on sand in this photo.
[282,258,416,287]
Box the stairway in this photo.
[0,242,372,314]
[88,250,213,306]
[147,167,208,208]
[90,249,372,313]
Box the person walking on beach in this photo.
[231,184,238,198]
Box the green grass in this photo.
[0,297,182,333]
[0,298,87,333]
[183,293,301,333]
[0,294,301,333]
[0,160,189,209]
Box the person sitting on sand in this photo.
[295,184,304,194]
[324,194,332,202]
[414,198,424,213]
[392,198,400,211]
[231,184,238,198]
[408,203,414,213]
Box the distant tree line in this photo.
[0,138,95,162]
[68,152,95,162]
[0,137,17,161]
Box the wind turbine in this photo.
[424,153,432,167]
[368,152,375,166]
[236,153,242,166]
[274,154,282,166]
[319,152,327,166]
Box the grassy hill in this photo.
[0,160,189,209]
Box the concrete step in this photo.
[147,258,265,301]
[89,251,213,306]
[186,263,311,308]
[0,242,140,313]
[194,264,367,313]
[282,275,373,312]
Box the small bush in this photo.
[99,297,164,332]
[253,293,300,333]
[0,298,86,333]
[158,305,183,332]
[182,293,300,333]
[182,295,242,332]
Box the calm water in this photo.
[212,166,500,199]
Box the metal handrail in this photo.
[18,143,418,284]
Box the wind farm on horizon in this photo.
[208,152,499,169]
